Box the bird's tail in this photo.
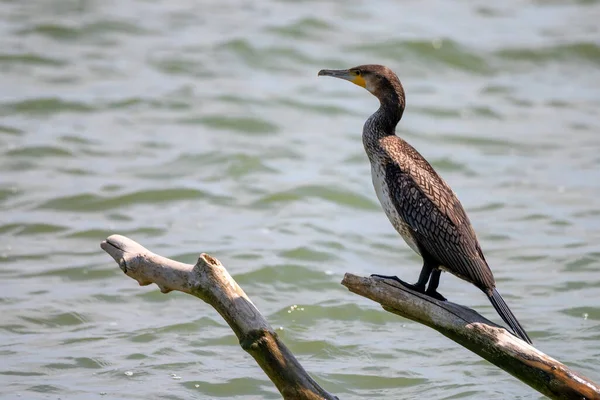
[487,288,532,344]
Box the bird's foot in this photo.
[369,274,447,301]
[370,274,426,294]
[425,289,447,302]
[370,273,402,283]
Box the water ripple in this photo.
[184,378,276,397]
[217,38,324,70]
[0,125,24,136]
[0,223,68,236]
[180,115,279,135]
[37,188,229,212]
[6,145,73,158]
[1,98,95,115]
[266,17,334,40]
[252,184,379,210]
[20,311,89,328]
[326,373,427,389]
[496,42,600,65]
[351,39,492,74]
[18,20,152,42]
[0,52,67,67]
[236,263,329,286]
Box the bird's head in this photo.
[318,64,405,107]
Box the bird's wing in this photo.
[382,139,495,290]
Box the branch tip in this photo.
[199,253,220,267]
[158,285,172,294]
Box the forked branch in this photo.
[100,235,599,400]
[101,234,337,400]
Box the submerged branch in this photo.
[342,274,600,400]
[101,234,337,400]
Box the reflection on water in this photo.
[1,0,599,398]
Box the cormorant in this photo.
[318,64,532,344]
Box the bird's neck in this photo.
[362,96,404,153]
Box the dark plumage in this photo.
[318,64,532,344]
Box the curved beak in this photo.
[318,69,352,81]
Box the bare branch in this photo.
[100,234,599,400]
[101,235,337,400]
[342,273,600,400]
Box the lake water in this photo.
[1,0,599,398]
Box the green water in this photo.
[1,1,599,399]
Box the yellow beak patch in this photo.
[351,75,366,88]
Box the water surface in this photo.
[1,0,600,398]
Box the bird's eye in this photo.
[355,70,362,76]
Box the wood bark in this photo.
[100,235,600,400]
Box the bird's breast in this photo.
[370,163,421,255]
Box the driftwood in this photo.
[101,234,336,400]
[100,234,600,400]
[342,274,600,400]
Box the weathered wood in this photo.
[101,235,337,400]
[342,273,600,400]
[100,234,600,399]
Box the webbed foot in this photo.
[370,274,426,293]
[425,289,447,302]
